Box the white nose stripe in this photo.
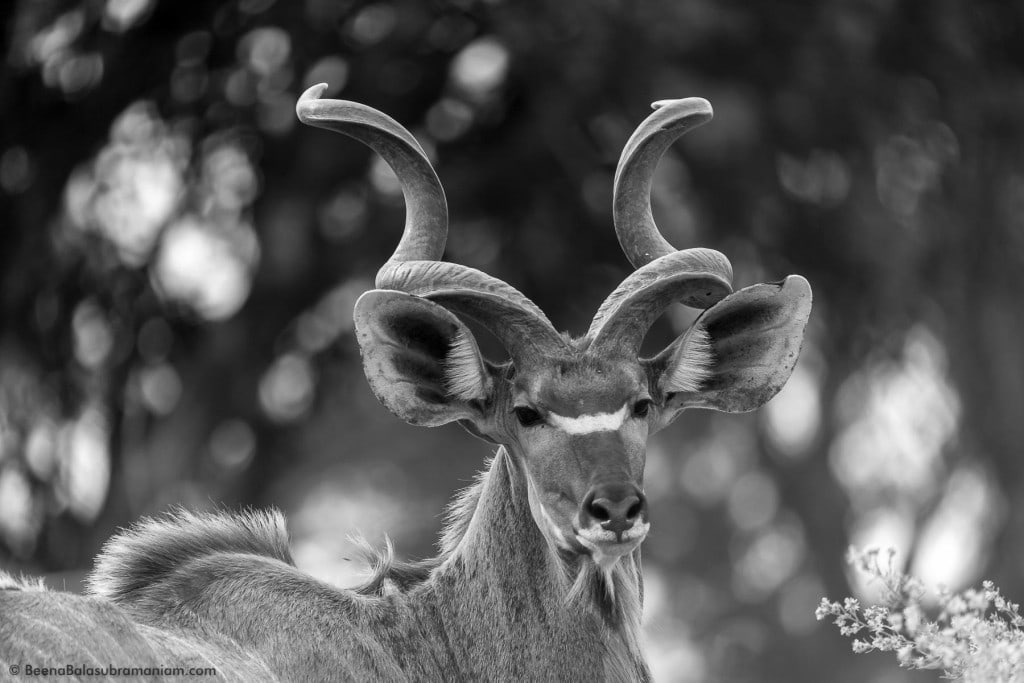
[548,403,629,435]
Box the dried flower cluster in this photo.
[817,547,1024,682]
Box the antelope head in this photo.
[297,86,811,575]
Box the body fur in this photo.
[0,448,648,682]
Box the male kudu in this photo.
[0,84,811,681]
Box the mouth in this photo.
[573,522,649,570]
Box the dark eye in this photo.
[633,399,653,418]
[514,407,544,427]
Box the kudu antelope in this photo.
[0,84,811,681]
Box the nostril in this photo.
[587,497,612,522]
[581,485,647,535]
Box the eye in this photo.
[514,407,544,427]
[632,399,653,418]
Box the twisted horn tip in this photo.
[649,97,714,127]
[296,82,330,121]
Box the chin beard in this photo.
[562,549,643,632]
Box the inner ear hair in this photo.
[661,323,715,393]
[443,328,491,401]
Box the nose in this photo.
[581,483,647,538]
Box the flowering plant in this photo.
[817,547,1024,682]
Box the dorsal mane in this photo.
[353,464,488,596]
[86,508,293,602]
[0,571,47,592]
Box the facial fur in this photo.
[494,357,654,570]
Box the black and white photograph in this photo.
[1,1,1023,681]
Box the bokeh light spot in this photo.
[733,520,806,602]
[59,408,110,523]
[138,363,183,415]
[25,421,58,482]
[104,0,155,33]
[912,466,1002,596]
[209,419,257,472]
[764,350,822,458]
[426,98,474,142]
[831,325,959,504]
[239,27,291,77]
[152,216,258,321]
[176,31,212,66]
[72,300,114,369]
[370,155,403,197]
[777,149,850,207]
[29,11,84,66]
[346,4,398,47]
[0,466,39,555]
[450,36,509,96]
[259,353,315,422]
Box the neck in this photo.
[77,448,649,680]
[424,447,649,681]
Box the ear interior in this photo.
[354,290,491,426]
[651,274,812,417]
[443,329,489,401]
[660,323,714,393]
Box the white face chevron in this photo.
[547,403,629,435]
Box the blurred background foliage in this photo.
[1,0,1023,680]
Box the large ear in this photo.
[353,290,495,427]
[646,275,811,428]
